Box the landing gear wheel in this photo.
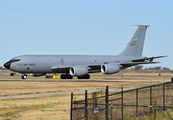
[78,74,90,79]
[60,74,73,79]
[21,74,27,79]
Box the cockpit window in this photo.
[10,59,20,62]
[5,59,21,65]
[4,59,20,69]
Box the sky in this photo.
[0,0,173,69]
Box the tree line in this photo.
[131,65,170,70]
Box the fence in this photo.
[70,81,173,120]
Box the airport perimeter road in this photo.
[0,87,133,100]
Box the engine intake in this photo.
[101,64,120,74]
[69,66,88,77]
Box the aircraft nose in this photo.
[4,61,11,69]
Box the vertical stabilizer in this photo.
[118,25,149,56]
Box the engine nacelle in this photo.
[32,73,46,77]
[69,66,88,77]
[101,64,120,74]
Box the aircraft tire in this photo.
[61,74,73,79]
[67,75,73,79]
[78,74,90,79]
[21,74,27,79]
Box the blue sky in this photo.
[0,0,173,69]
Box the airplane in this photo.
[4,25,166,79]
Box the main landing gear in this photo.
[21,74,27,79]
[60,74,90,79]
[61,74,73,79]
[78,74,90,79]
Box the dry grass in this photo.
[0,81,162,97]
[0,95,71,120]
[0,80,161,120]
[0,70,172,119]
[72,82,173,120]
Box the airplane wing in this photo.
[51,65,101,73]
[119,61,160,69]
[51,66,71,73]
[87,61,160,71]
[51,61,161,73]
[51,66,71,70]
[132,56,167,62]
[51,55,165,73]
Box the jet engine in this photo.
[32,73,46,77]
[101,64,120,74]
[69,66,88,77]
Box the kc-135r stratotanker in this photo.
[4,25,166,79]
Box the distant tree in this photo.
[0,66,2,69]
[155,66,162,70]
[163,67,170,70]
[144,68,149,70]
[149,67,155,70]
[134,65,143,70]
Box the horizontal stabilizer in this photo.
[120,61,160,68]
[121,61,160,65]
[132,56,167,62]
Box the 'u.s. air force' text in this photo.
[17,63,35,66]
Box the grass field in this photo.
[0,69,173,120]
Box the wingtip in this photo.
[156,55,168,58]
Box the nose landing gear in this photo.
[21,74,27,79]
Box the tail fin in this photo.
[118,25,149,56]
